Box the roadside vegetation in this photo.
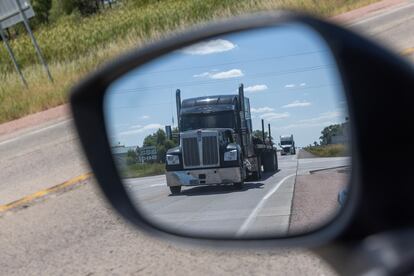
[304,122,350,157]
[304,144,348,157]
[121,163,165,178]
[117,128,177,178]
[0,0,379,124]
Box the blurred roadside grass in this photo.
[0,0,379,124]
[305,144,349,157]
[121,163,165,178]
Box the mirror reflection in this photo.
[104,24,351,238]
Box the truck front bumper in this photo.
[166,167,242,187]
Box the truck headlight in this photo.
[166,154,180,165]
[224,149,238,161]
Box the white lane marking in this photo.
[150,183,165,187]
[235,173,296,237]
[0,119,72,147]
[349,2,414,26]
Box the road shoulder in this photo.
[332,0,407,23]
[288,168,348,235]
[0,104,70,140]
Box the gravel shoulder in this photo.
[289,168,349,235]
[297,149,318,159]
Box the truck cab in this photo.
[279,135,296,155]
[165,85,278,194]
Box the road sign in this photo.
[0,0,34,29]
[0,0,53,85]
[137,146,158,163]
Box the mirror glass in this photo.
[104,23,351,238]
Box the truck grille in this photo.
[182,137,200,167]
[181,132,219,168]
[202,136,219,165]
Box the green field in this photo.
[304,144,349,157]
[0,0,378,124]
[120,163,165,178]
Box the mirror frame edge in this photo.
[69,11,414,249]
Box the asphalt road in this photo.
[0,1,413,275]
[348,0,414,54]
[0,118,88,205]
[125,153,349,238]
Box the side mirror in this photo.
[70,11,414,248]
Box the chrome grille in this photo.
[202,136,218,165]
[182,137,200,167]
[181,131,219,168]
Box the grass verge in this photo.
[121,163,165,178]
[0,0,379,124]
[304,144,349,157]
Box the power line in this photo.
[111,64,335,94]
[125,50,329,76]
[110,83,341,110]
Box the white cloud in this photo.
[282,100,311,108]
[260,112,290,121]
[181,39,236,55]
[119,123,163,136]
[210,69,244,79]
[285,83,306,89]
[140,115,150,120]
[251,107,274,113]
[193,72,210,78]
[194,69,244,79]
[244,84,268,93]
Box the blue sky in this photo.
[104,23,348,147]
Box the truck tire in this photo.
[233,181,244,190]
[169,186,181,195]
[263,151,277,172]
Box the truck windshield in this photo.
[181,112,235,131]
[280,141,292,145]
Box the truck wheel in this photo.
[264,151,277,172]
[233,181,244,190]
[169,186,181,195]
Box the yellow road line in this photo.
[0,172,93,213]
[401,47,414,56]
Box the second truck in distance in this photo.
[165,84,278,194]
[279,135,296,155]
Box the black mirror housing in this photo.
[70,11,414,248]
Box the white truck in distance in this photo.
[279,135,296,155]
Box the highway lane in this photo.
[0,118,89,205]
[348,0,414,55]
[124,153,350,238]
